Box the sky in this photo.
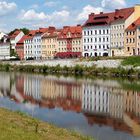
[0,0,139,32]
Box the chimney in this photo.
[48,26,56,32]
[77,24,81,27]
[115,9,119,12]
[100,12,103,14]
[63,26,69,29]
[89,13,94,19]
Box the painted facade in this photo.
[56,25,82,58]
[41,27,59,59]
[124,18,140,56]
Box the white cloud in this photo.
[0,1,17,16]
[44,1,57,7]
[101,0,126,10]
[30,4,39,9]
[21,9,47,21]
[19,9,70,28]
[77,5,103,21]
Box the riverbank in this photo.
[1,56,140,79]
[0,107,92,140]
[0,62,139,79]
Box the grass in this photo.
[0,108,93,140]
[121,56,140,67]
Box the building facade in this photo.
[0,35,10,60]
[56,25,82,58]
[16,35,28,60]
[124,18,140,56]
[110,5,140,56]
[9,30,24,50]
[83,5,140,57]
[41,27,58,59]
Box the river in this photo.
[0,72,140,140]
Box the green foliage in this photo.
[20,28,30,35]
[9,28,30,35]
[121,56,140,66]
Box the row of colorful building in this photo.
[1,5,140,60]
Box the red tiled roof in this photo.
[83,7,134,27]
[58,25,82,39]
[16,35,28,47]
[9,30,21,39]
[126,17,140,30]
[42,28,62,38]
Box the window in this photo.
[84,31,86,35]
[127,39,128,43]
[91,30,93,35]
[107,29,109,34]
[95,30,97,35]
[95,38,97,42]
[107,37,109,42]
[99,30,101,34]
[127,47,130,51]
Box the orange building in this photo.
[125,17,140,56]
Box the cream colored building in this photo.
[110,5,140,56]
[42,29,60,59]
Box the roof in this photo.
[42,28,62,38]
[83,7,134,27]
[58,25,82,39]
[126,17,140,31]
[16,35,28,47]
[9,30,21,39]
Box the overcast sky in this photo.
[0,0,139,32]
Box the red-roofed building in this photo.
[56,25,82,58]
[82,5,140,57]
[9,29,24,50]
[124,17,140,56]
[16,35,28,60]
[24,28,48,60]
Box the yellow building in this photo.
[124,17,140,56]
[41,27,61,59]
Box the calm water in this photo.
[0,72,140,140]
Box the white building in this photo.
[24,28,48,60]
[33,32,42,59]
[83,25,110,57]
[24,32,34,60]
[82,12,114,57]
[9,30,24,50]
[0,35,10,60]
[0,32,7,40]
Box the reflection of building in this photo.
[24,74,42,101]
[0,72,10,95]
[82,81,140,136]
[40,76,83,112]
[1,72,140,137]
[82,84,109,114]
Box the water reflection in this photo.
[0,72,140,140]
